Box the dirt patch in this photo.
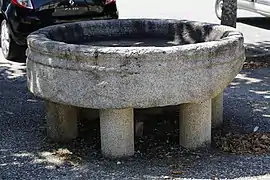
[213,130,270,155]
[244,48,270,69]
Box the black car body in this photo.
[0,0,118,60]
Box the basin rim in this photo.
[27,18,244,61]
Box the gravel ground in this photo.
[0,57,270,180]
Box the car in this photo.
[215,0,270,19]
[0,0,118,60]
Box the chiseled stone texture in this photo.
[212,92,224,128]
[44,100,78,141]
[26,19,245,109]
[179,99,212,149]
[100,108,134,158]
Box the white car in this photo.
[215,0,270,19]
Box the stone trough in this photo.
[26,19,245,158]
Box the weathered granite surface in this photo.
[26,19,245,109]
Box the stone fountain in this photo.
[26,19,245,158]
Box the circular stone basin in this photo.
[26,19,245,158]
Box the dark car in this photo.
[0,0,118,60]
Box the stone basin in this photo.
[26,19,245,158]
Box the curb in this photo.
[243,44,270,69]
[245,44,270,60]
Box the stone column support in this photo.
[100,108,134,158]
[179,99,211,149]
[212,92,224,128]
[44,100,78,142]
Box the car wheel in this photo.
[1,19,25,61]
[215,0,223,20]
[111,11,119,19]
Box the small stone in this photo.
[261,134,269,140]
[162,176,171,179]
[171,170,184,175]
[253,126,259,132]
[5,111,14,115]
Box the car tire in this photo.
[111,11,119,19]
[215,0,223,20]
[1,19,25,61]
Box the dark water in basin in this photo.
[82,37,186,47]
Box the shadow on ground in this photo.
[236,17,270,63]
[224,68,270,134]
[0,59,270,179]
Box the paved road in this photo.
[117,0,270,46]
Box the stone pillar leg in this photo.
[179,99,211,149]
[212,92,223,128]
[100,108,134,158]
[44,100,78,142]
